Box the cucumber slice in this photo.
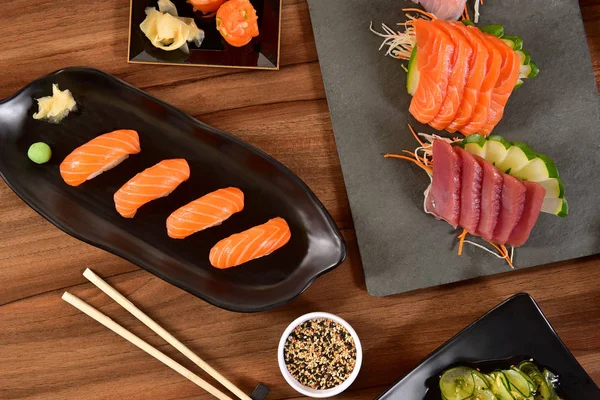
[440,367,476,400]
[495,373,517,400]
[512,153,559,181]
[483,135,511,166]
[472,370,490,390]
[502,35,524,51]
[542,197,568,217]
[480,24,505,37]
[528,62,540,78]
[407,47,419,95]
[462,19,475,26]
[537,178,564,199]
[462,134,487,158]
[520,64,532,79]
[504,369,532,397]
[518,361,541,378]
[517,50,531,66]
[472,389,496,400]
[496,142,537,174]
[513,367,537,394]
[515,79,524,89]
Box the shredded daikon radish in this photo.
[474,0,480,23]
[369,22,416,60]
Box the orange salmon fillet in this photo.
[114,159,190,218]
[60,130,141,187]
[409,19,455,125]
[429,20,474,131]
[459,27,503,135]
[209,217,291,269]
[479,34,521,135]
[167,187,244,239]
[446,24,489,133]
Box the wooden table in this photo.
[1,1,599,398]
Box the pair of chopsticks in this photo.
[62,268,251,400]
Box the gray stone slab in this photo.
[307,0,600,296]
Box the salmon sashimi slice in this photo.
[455,147,482,234]
[114,159,190,218]
[446,24,489,133]
[429,21,473,131]
[166,187,244,239]
[209,217,291,269]
[426,140,462,228]
[60,130,141,187]
[491,174,526,244]
[459,27,503,135]
[507,181,546,247]
[479,35,521,135]
[473,155,503,241]
[409,19,455,125]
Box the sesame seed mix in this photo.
[283,318,357,390]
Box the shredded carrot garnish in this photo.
[500,244,514,268]
[408,124,425,147]
[464,5,470,21]
[402,8,436,20]
[384,154,433,174]
[480,0,483,5]
[457,229,468,256]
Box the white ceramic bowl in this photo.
[277,312,363,398]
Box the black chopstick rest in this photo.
[250,383,270,400]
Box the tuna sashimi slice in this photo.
[411,0,468,20]
[455,147,482,233]
[492,174,526,244]
[480,34,521,135]
[426,140,462,228]
[473,155,503,241]
[507,181,546,247]
[430,21,474,131]
[446,24,489,133]
[409,19,455,125]
[459,27,503,136]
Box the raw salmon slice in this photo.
[507,181,546,247]
[209,217,291,269]
[455,147,482,234]
[480,34,521,135]
[167,187,244,239]
[474,155,503,241]
[409,19,455,125]
[491,174,526,244]
[446,24,489,133]
[60,130,141,187]
[459,27,503,135]
[114,159,190,218]
[430,21,474,131]
[426,140,462,228]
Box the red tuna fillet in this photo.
[473,155,503,241]
[507,181,546,247]
[492,174,526,244]
[455,147,482,233]
[426,140,462,228]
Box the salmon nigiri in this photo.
[60,130,141,187]
[114,159,190,218]
[209,217,291,269]
[166,187,244,239]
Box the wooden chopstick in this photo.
[82,269,252,400]
[62,292,232,400]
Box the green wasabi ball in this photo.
[27,142,52,164]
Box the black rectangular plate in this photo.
[307,0,600,297]
[0,67,346,312]
[376,293,600,399]
[128,0,281,69]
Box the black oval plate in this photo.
[0,67,346,312]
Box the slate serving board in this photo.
[307,0,600,296]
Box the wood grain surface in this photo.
[0,1,599,399]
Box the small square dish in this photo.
[376,293,600,399]
[128,0,281,69]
